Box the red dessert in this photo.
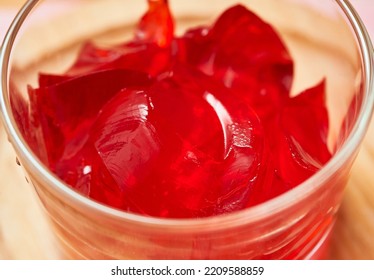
[14,1,331,218]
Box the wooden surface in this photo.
[1,0,374,260]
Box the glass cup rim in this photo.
[1,0,373,229]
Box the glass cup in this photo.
[1,0,373,259]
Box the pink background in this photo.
[1,1,374,41]
[352,0,374,36]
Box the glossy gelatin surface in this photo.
[14,2,331,218]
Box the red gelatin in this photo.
[19,4,332,218]
[273,80,331,194]
[88,68,268,217]
[134,0,174,47]
[29,69,152,166]
[177,5,294,124]
[65,0,174,78]
[66,41,174,77]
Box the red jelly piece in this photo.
[178,5,293,124]
[65,43,123,76]
[38,73,73,87]
[53,130,130,209]
[66,41,174,77]
[67,0,175,77]
[247,82,331,199]
[29,69,151,166]
[135,0,174,47]
[9,82,42,158]
[89,88,161,209]
[277,80,331,187]
[48,87,156,208]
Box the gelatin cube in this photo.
[90,88,160,191]
[277,81,331,186]
[281,80,330,165]
[9,84,30,141]
[28,85,63,166]
[56,89,158,209]
[9,83,46,161]
[67,41,174,78]
[65,0,175,78]
[54,138,126,208]
[53,140,96,195]
[135,0,174,47]
[34,69,151,126]
[178,5,294,123]
[147,68,226,160]
[38,73,73,87]
[29,69,152,165]
[336,88,363,150]
[65,42,122,76]
[110,42,174,77]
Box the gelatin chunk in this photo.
[177,5,294,125]
[29,69,152,166]
[17,4,332,218]
[134,0,174,47]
